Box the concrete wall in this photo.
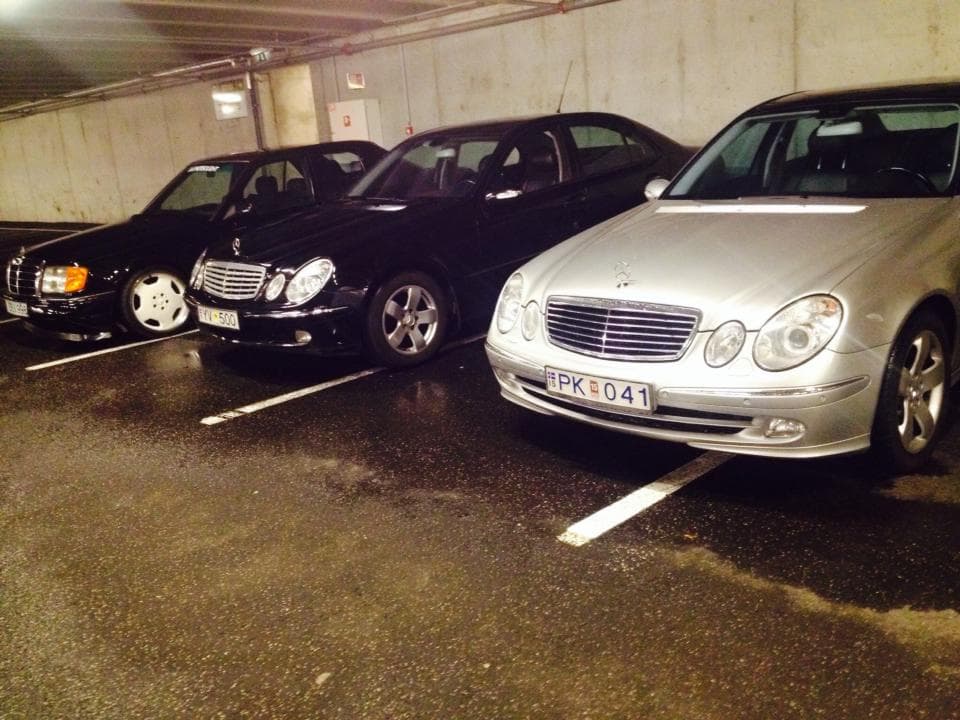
[0,81,257,223]
[1,0,959,223]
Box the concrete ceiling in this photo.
[0,0,560,112]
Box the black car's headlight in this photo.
[263,272,286,301]
[189,252,206,289]
[754,295,842,371]
[285,258,334,305]
[41,265,89,294]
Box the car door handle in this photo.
[563,190,588,206]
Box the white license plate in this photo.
[545,367,653,413]
[4,299,27,317]
[197,305,240,330]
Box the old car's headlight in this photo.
[41,265,88,294]
[754,295,842,371]
[495,273,524,334]
[263,272,286,301]
[285,258,334,305]
[521,300,540,340]
[705,320,746,367]
[189,252,206,289]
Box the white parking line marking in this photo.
[558,451,733,547]
[201,367,386,425]
[200,332,487,426]
[25,329,198,371]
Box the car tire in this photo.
[363,272,449,367]
[120,266,190,338]
[871,309,950,474]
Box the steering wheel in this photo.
[873,166,937,194]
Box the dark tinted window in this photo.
[242,159,313,213]
[488,129,566,195]
[154,162,243,217]
[570,124,655,177]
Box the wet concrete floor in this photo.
[1,317,960,719]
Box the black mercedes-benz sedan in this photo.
[2,141,385,341]
[186,112,692,366]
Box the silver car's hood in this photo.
[524,198,952,329]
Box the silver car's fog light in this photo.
[763,418,805,439]
[264,273,286,301]
[754,295,842,371]
[704,321,746,367]
[521,301,540,340]
[295,330,312,344]
[496,273,524,334]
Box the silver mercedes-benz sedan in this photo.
[486,80,960,473]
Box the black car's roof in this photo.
[410,111,641,138]
[191,140,381,165]
[755,78,960,114]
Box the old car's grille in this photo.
[6,257,42,297]
[546,296,700,361]
[202,261,266,300]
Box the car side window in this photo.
[241,159,312,213]
[321,151,366,196]
[570,124,657,177]
[489,129,566,195]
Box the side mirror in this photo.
[644,178,670,201]
[484,189,522,202]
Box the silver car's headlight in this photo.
[285,258,334,305]
[189,252,206,289]
[521,300,540,340]
[495,273,523,334]
[754,295,842,371]
[704,320,745,368]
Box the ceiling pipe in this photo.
[0,0,622,120]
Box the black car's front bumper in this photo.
[186,296,363,354]
[3,290,117,341]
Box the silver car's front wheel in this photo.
[121,267,189,338]
[872,310,949,473]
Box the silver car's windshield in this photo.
[667,104,960,199]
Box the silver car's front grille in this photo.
[202,260,266,300]
[546,296,700,361]
[6,257,43,297]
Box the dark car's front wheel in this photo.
[871,309,950,474]
[363,272,449,367]
[120,267,190,338]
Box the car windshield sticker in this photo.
[189,165,221,173]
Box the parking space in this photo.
[3,324,960,719]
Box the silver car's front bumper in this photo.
[485,340,881,459]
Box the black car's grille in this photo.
[546,296,700,361]
[6,257,42,297]
[202,261,266,300]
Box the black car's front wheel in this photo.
[363,272,449,367]
[871,310,949,474]
[120,267,190,338]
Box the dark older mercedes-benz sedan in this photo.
[2,141,385,341]
[186,112,692,367]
